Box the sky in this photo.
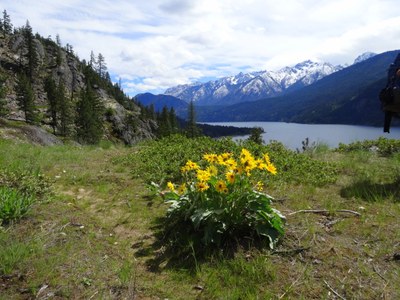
[3,0,400,96]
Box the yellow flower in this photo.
[217,153,233,166]
[215,180,228,193]
[204,153,218,163]
[178,183,187,195]
[206,165,218,177]
[240,148,253,162]
[255,159,268,170]
[256,181,264,191]
[181,160,200,173]
[225,158,237,170]
[266,163,277,175]
[196,181,209,192]
[242,157,256,175]
[225,171,235,184]
[263,153,271,165]
[235,166,244,175]
[196,169,211,182]
[167,181,175,192]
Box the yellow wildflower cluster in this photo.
[169,148,278,194]
[181,160,200,173]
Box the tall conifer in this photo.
[185,101,201,138]
[0,74,9,117]
[44,76,58,133]
[16,73,38,123]
[76,83,104,144]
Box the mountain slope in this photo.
[164,61,342,106]
[135,92,188,113]
[194,50,400,125]
[0,19,156,144]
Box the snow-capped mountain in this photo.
[164,60,343,106]
[353,52,376,64]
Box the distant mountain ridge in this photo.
[134,92,187,114]
[164,60,344,106]
[193,50,399,126]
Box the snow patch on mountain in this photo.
[164,60,343,106]
[353,52,377,64]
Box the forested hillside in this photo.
[0,11,186,144]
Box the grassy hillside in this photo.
[0,136,399,299]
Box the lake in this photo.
[204,122,400,150]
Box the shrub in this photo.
[0,186,35,225]
[158,148,285,253]
[128,134,237,185]
[0,168,51,225]
[127,135,338,188]
[0,169,52,201]
[264,141,338,186]
[337,137,400,156]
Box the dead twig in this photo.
[372,264,387,282]
[279,265,308,299]
[323,280,346,300]
[272,247,310,256]
[288,209,361,217]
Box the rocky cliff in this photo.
[0,26,155,145]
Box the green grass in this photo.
[0,186,35,224]
[0,137,399,299]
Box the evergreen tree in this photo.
[65,43,74,56]
[0,74,9,117]
[185,101,201,138]
[57,81,74,137]
[2,10,12,36]
[55,34,63,66]
[96,53,107,78]
[16,73,38,124]
[157,106,172,137]
[75,84,104,144]
[44,76,58,133]
[247,127,264,145]
[89,50,96,69]
[169,107,179,133]
[23,20,38,82]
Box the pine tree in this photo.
[16,73,38,124]
[55,34,63,66]
[57,81,73,137]
[23,20,38,82]
[157,106,172,137]
[96,53,107,78]
[247,127,264,145]
[75,84,104,144]
[44,76,58,133]
[2,10,12,36]
[89,50,96,69]
[0,74,9,117]
[185,101,201,138]
[169,107,179,134]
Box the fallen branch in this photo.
[323,280,346,300]
[373,264,387,282]
[279,265,308,299]
[272,247,310,256]
[288,209,361,217]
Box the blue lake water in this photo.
[205,122,400,150]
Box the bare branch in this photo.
[288,209,361,217]
[323,280,346,300]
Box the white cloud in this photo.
[3,0,400,95]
